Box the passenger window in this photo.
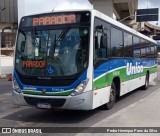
[140,39,146,47]
[133,49,141,58]
[150,46,155,58]
[141,48,146,58]
[133,36,140,58]
[155,45,157,58]
[94,30,107,59]
[133,36,140,45]
[146,47,151,58]
[124,32,133,57]
[111,27,123,57]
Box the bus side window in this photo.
[155,44,157,58]
[94,31,107,60]
[150,46,155,58]
[111,27,123,57]
[133,36,140,58]
[141,48,146,58]
[124,32,133,57]
[146,47,151,58]
[133,49,141,58]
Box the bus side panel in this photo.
[92,87,110,109]
[120,80,130,96]
[93,59,157,101]
[130,76,145,91]
[65,91,93,110]
[120,76,146,96]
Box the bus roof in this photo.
[22,9,93,17]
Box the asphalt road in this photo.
[0,67,160,135]
[0,79,12,94]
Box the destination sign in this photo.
[22,60,46,69]
[20,11,91,27]
[33,15,76,26]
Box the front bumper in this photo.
[12,89,28,106]
[12,89,93,110]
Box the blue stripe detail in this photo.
[94,59,157,79]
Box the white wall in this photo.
[0,56,13,76]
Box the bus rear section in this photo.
[12,10,95,110]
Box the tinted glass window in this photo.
[111,27,123,57]
[151,46,155,53]
[133,36,140,58]
[133,36,140,45]
[94,30,107,59]
[141,48,146,58]
[133,49,141,58]
[146,47,151,58]
[150,46,155,58]
[124,32,133,57]
[155,45,157,53]
[140,39,146,47]
[94,18,109,60]
[15,27,89,77]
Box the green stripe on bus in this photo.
[93,65,157,89]
[22,90,73,96]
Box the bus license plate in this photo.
[37,103,51,109]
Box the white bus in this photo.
[12,9,157,110]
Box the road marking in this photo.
[3,93,11,96]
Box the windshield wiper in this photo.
[55,26,71,45]
[52,26,71,55]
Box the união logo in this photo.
[126,62,143,76]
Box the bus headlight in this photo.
[13,79,21,93]
[71,79,89,96]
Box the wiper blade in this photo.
[55,26,71,45]
[52,26,71,55]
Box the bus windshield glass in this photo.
[15,11,91,77]
[15,26,89,77]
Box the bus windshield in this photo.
[15,26,89,77]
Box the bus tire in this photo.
[102,82,116,110]
[141,73,149,90]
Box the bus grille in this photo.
[24,97,66,108]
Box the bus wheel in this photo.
[102,82,116,110]
[141,73,149,90]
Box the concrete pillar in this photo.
[90,0,114,18]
